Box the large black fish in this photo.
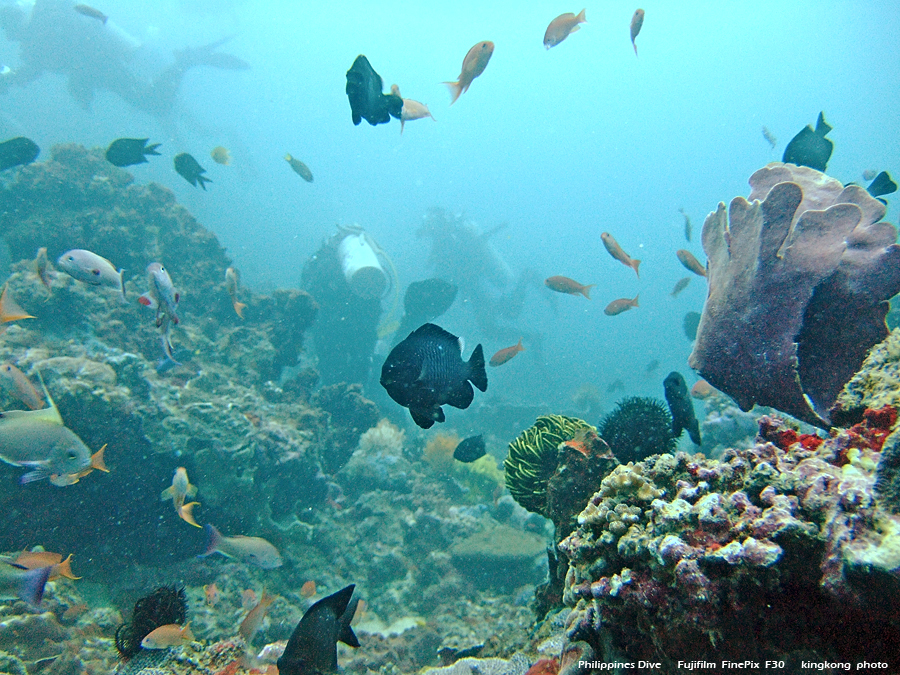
[173,153,211,190]
[453,434,486,463]
[782,111,833,172]
[381,323,488,429]
[0,137,40,171]
[345,55,402,127]
[105,138,161,167]
[664,371,701,445]
[277,584,360,675]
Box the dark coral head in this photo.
[115,584,187,658]
[599,396,676,463]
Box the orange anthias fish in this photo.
[543,9,586,49]
[545,276,594,299]
[161,467,201,528]
[0,283,35,324]
[690,379,715,399]
[630,9,645,56]
[444,41,494,104]
[0,363,44,410]
[604,295,639,316]
[13,551,81,580]
[225,267,246,319]
[601,232,641,278]
[676,249,707,277]
[204,582,221,606]
[239,589,277,643]
[489,339,524,367]
[300,580,317,598]
[141,623,195,649]
[670,276,691,298]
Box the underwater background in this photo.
[0,1,899,674]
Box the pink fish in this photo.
[444,41,494,104]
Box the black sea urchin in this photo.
[115,584,187,658]
[599,396,676,463]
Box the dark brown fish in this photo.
[285,154,313,182]
[676,249,706,277]
[604,295,639,316]
[601,232,640,278]
[670,276,691,297]
[545,276,593,299]
[630,9,645,56]
[74,4,107,24]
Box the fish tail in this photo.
[577,8,586,23]
[117,269,126,302]
[19,566,51,605]
[468,344,488,392]
[0,283,36,323]
[582,284,595,300]
[91,444,109,473]
[633,42,638,57]
[632,294,640,307]
[632,259,641,278]
[516,338,524,352]
[233,300,247,319]
[443,80,462,105]
[201,523,223,556]
[56,554,82,580]
[179,502,202,528]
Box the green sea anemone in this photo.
[504,414,593,515]
[599,396,676,463]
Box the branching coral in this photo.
[689,163,900,428]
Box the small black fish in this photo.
[644,359,660,375]
[664,371,701,445]
[683,311,701,341]
[345,55,402,127]
[0,137,39,171]
[782,111,833,172]
[867,171,897,200]
[105,138,161,167]
[285,153,313,182]
[670,276,691,297]
[277,584,360,675]
[381,323,488,429]
[453,434,485,463]
[173,153,211,190]
[678,207,691,242]
[394,279,458,345]
[606,379,625,393]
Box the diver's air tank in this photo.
[337,230,388,299]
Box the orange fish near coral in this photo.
[543,10,586,49]
[161,467,201,528]
[141,623,195,649]
[676,249,707,277]
[601,232,641,278]
[690,379,715,399]
[204,583,221,606]
[12,551,80,580]
[545,276,593,299]
[239,589,277,644]
[225,267,246,319]
[604,295,639,316]
[300,580,317,598]
[630,9,645,56]
[444,41,494,104]
[489,339,524,367]
[0,283,35,324]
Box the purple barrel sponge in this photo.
[689,163,900,428]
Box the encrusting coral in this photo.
[689,162,900,428]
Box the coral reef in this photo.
[689,162,900,428]
[558,411,900,665]
[598,396,676,463]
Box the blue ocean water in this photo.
[0,0,897,414]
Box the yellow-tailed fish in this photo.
[0,283,35,324]
[161,467,200,527]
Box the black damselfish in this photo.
[453,434,486,463]
[381,323,487,429]
[105,138,161,167]
[173,152,211,190]
[345,55,402,126]
[782,111,833,172]
[664,371,701,445]
[0,136,39,171]
[277,584,360,675]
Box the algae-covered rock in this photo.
[450,521,547,590]
[832,328,900,423]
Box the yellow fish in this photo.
[161,467,200,528]
[210,146,231,165]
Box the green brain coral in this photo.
[504,414,593,515]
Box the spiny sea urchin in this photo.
[599,396,676,463]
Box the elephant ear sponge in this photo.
[599,396,676,463]
[505,414,593,515]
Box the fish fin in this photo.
[576,8,586,22]
[632,294,640,307]
[410,408,436,429]
[161,486,174,501]
[145,143,162,156]
[467,344,488,392]
[56,554,81,580]
[631,259,641,278]
[179,502,202,528]
[90,444,108,472]
[232,300,246,319]
[516,338,524,352]
[138,293,156,308]
[443,80,462,105]
[186,483,198,498]
[581,284,594,299]
[867,171,897,198]
[569,25,580,34]
[201,523,225,557]
[815,111,832,136]
[20,465,50,484]
[400,119,405,134]
[117,270,126,302]
[18,566,51,605]
[447,381,475,410]
[0,283,36,323]
[339,597,361,647]
[633,42,638,57]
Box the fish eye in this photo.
[92,269,101,276]
[67,450,78,459]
